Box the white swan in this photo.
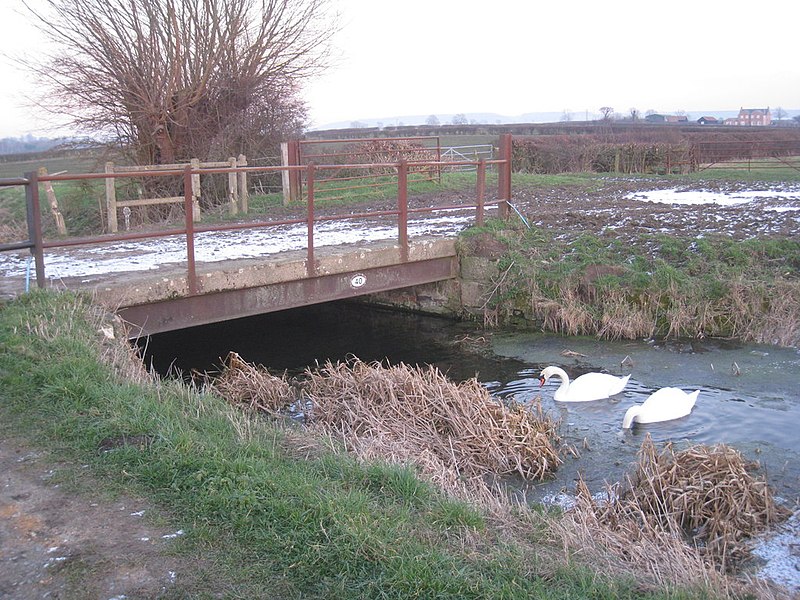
[538,366,630,402]
[622,387,699,428]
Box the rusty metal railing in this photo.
[0,133,513,297]
[291,136,444,202]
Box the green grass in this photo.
[0,152,106,179]
[692,156,800,182]
[463,214,800,343]
[0,290,707,599]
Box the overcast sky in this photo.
[1,0,798,137]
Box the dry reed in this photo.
[208,351,295,413]
[208,353,563,492]
[575,435,790,572]
[303,358,563,489]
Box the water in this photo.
[490,333,800,504]
[141,301,800,502]
[142,301,800,591]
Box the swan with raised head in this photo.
[538,366,630,402]
[622,387,699,428]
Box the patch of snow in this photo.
[625,187,800,207]
[0,211,478,279]
[161,529,184,539]
[750,509,800,594]
[766,206,800,213]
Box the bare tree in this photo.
[560,109,572,122]
[599,106,614,121]
[425,114,440,126]
[629,108,640,121]
[774,107,787,121]
[23,0,336,164]
[450,113,468,125]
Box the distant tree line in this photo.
[0,136,65,156]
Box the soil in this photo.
[198,176,800,242]
[508,177,800,241]
[0,436,202,599]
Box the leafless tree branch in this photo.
[21,0,337,164]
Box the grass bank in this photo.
[462,173,800,346]
[0,290,758,598]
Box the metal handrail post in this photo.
[397,160,408,262]
[24,170,45,287]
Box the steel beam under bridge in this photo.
[115,241,457,337]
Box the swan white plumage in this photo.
[538,366,630,402]
[622,387,699,428]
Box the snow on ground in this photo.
[0,210,476,280]
[750,509,800,595]
[625,186,800,208]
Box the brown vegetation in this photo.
[208,351,295,413]
[567,436,789,573]
[203,349,795,596]
[303,358,562,489]
[511,128,800,174]
[24,0,335,164]
[208,353,563,497]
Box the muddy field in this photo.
[511,177,800,240]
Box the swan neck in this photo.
[550,368,570,400]
[622,406,639,429]
[551,367,569,386]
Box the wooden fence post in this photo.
[38,167,67,235]
[281,139,301,205]
[105,161,118,232]
[497,134,511,219]
[190,158,201,222]
[281,142,291,206]
[237,154,248,214]
[228,156,238,215]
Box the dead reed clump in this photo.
[583,435,790,571]
[529,284,595,336]
[209,351,295,414]
[303,358,563,492]
[597,291,656,340]
[554,477,724,594]
[0,207,28,244]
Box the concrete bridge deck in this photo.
[113,237,458,336]
[1,236,458,337]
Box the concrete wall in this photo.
[363,246,503,320]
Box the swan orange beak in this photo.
[538,376,546,387]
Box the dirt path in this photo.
[0,437,194,599]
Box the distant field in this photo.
[697,155,800,179]
[0,153,106,179]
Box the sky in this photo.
[1,0,798,137]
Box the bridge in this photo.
[0,136,512,337]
